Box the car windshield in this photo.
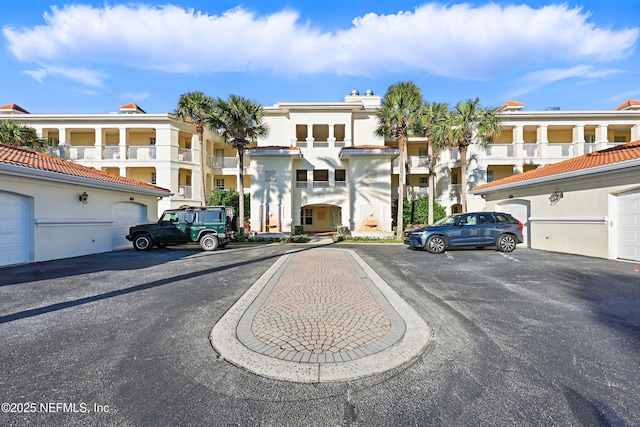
[433,214,462,226]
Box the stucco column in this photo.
[118,127,127,159]
[632,124,640,142]
[306,124,314,145]
[572,124,585,156]
[536,125,548,158]
[328,124,336,145]
[58,127,67,159]
[595,125,609,150]
[94,127,103,160]
[513,125,524,158]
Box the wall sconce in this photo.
[549,189,563,205]
[79,191,89,204]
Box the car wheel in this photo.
[426,235,446,254]
[200,234,219,251]
[133,234,154,251]
[497,234,517,252]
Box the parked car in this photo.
[126,206,237,251]
[404,212,524,253]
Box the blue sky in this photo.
[2,1,639,113]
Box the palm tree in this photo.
[0,120,47,151]
[415,102,449,225]
[444,98,501,213]
[173,91,214,205]
[205,95,268,235]
[375,81,424,239]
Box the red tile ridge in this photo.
[119,103,146,113]
[0,104,30,114]
[498,100,525,111]
[341,145,396,150]
[615,100,640,110]
[248,146,300,150]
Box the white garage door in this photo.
[112,202,147,250]
[497,201,530,247]
[617,192,640,261]
[0,191,29,266]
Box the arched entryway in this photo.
[299,204,342,234]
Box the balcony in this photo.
[177,186,193,199]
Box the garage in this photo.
[0,191,30,266]
[617,191,640,261]
[112,202,147,250]
[497,200,530,246]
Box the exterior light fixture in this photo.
[549,189,563,205]
[79,191,89,204]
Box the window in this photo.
[335,169,346,186]
[185,175,191,186]
[215,178,225,190]
[151,172,156,185]
[313,169,329,187]
[487,171,493,182]
[614,136,627,143]
[301,208,313,225]
[149,137,156,145]
[418,177,428,187]
[296,169,308,188]
[265,170,277,183]
[585,134,596,143]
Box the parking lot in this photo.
[1,243,639,426]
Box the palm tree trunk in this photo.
[459,144,468,213]
[397,135,406,239]
[198,132,207,205]
[238,148,245,235]
[427,141,434,225]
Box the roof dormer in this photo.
[0,104,30,114]
[498,100,525,112]
[119,103,146,114]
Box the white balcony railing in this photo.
[177,186,193,199]
[128,145,156,160]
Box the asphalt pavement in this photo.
[1,242,639,426]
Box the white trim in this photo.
[35,219,113,227]
[529,216,607,224]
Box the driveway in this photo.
[0,243,638,426]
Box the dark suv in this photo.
[405,212,524,253]
[126,206,237,251]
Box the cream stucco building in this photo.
[2,96,640,240]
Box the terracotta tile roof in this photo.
[498,100,525,111]
[0,144,170,193]
[0,104,30,114]
[248,146,300,151]
[615,100,640,111]
[341,145,396,150]
[474,140,640,191]
[119,103,146,113]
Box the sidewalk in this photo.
[210,242,432,382]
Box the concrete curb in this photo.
[210,247,432,383]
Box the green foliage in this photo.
[293,225,304,235]
[0,120,48,151]
[286,234,310,243]
[208,189,249,220]
[403,196,446,226]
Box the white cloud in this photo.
[21,65,107,86]
[506,65,623,97]
[120,92,151,101]
[3,2,638,82]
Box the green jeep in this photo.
[126,206,237,251]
